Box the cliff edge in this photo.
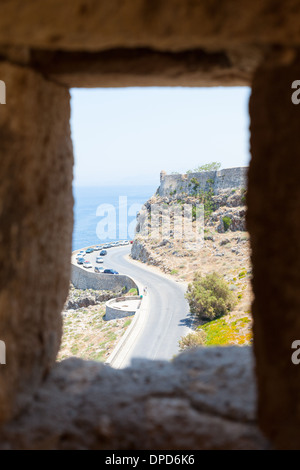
[130,167,252,347]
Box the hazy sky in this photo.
[70,87,251,187]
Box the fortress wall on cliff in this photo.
[158,167,248,197]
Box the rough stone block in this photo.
[0,347,270,450]
[247,57,300,449]
[0,62,73,423]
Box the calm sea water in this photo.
[72,185,157,251]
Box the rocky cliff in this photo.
[131,168,249,280]
[134,173,247,243]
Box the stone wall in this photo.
[247,59,300,450]
[158,167,248,197]
[105,296,141,321]
[0,348,269,450]
[0,61,73,424]
[71,264,138,293]
[0,0,300,451]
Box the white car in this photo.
[83,261,92,269]
[95,266,104,273]
[96,256,104,263]
[76,251,85,258]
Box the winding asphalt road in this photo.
[83,245,192,366]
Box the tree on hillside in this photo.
[187,162,221,173]
[185,272,236,321]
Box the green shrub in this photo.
[179,330,207,351]
[222,216,231,231]
[186,162,221,173]
[241,187,247,204]
[192,205,203,221]
[190,177,200,194]
[199,315,252,346]
[238,270,247,279]
[128,288,138,295]
[185,272,236,321]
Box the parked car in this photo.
[104,269,119,275]
[94,245,101,251]
[83,261,92,268]
[77,257,85,264]
[96,256,104,263]
[76,251,85,258]
[85,248,94,254]
[94,266,104,273]
[100,249,107,256]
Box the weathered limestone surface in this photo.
[1,1,294,87]
[0,1,299,51]
[0,62,73,423]
[0,347,270,450]
[27,48,254,88]
[0,1,298,88]
[247,58,300,449]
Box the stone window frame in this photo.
[0,30,298,448]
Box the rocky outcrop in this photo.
[208,207,247,233]
[131,184,249,285]
[65,287,122,310]
[209,190,247,233]
[134,188,247,241]
[131,239,152,264]
[212,189,246,209]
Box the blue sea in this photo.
[72,185,157,251]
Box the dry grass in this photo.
[57,303,133,362]
[135,230,253,346]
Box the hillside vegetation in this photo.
[131,180,252,348]
[58,286,133,362]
